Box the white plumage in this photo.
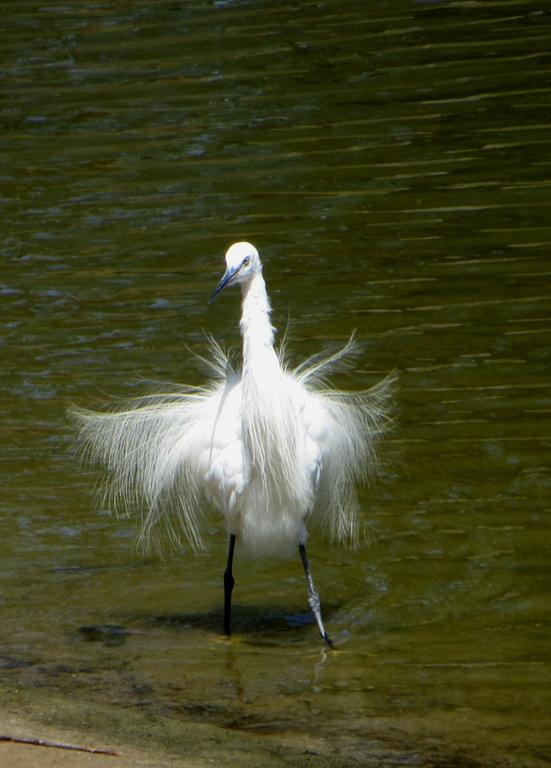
[72,242,393,644]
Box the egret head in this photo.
[211,242,261,301]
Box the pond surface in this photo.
[2,1,550,765]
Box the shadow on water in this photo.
[148,602,343,641]
[77,593,349,653]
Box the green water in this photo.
[2,1,550,765]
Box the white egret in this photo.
[72,242,393,646]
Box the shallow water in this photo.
[2,1,551,765]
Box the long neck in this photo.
[238,271,307,512]
[239,272,278,376]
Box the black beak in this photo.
[210,265,239,303]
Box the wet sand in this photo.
[0,710,206,768]
[0,685,335,768]
[0,713,182,768]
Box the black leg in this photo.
[299,544,333,647]
[224,534,236,636]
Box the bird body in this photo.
[73,242,393,643]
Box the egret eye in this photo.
[242,256,250,267]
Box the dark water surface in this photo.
[2,1,550,766]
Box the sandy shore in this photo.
[0,711,199,768]
[0,683,331,768]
